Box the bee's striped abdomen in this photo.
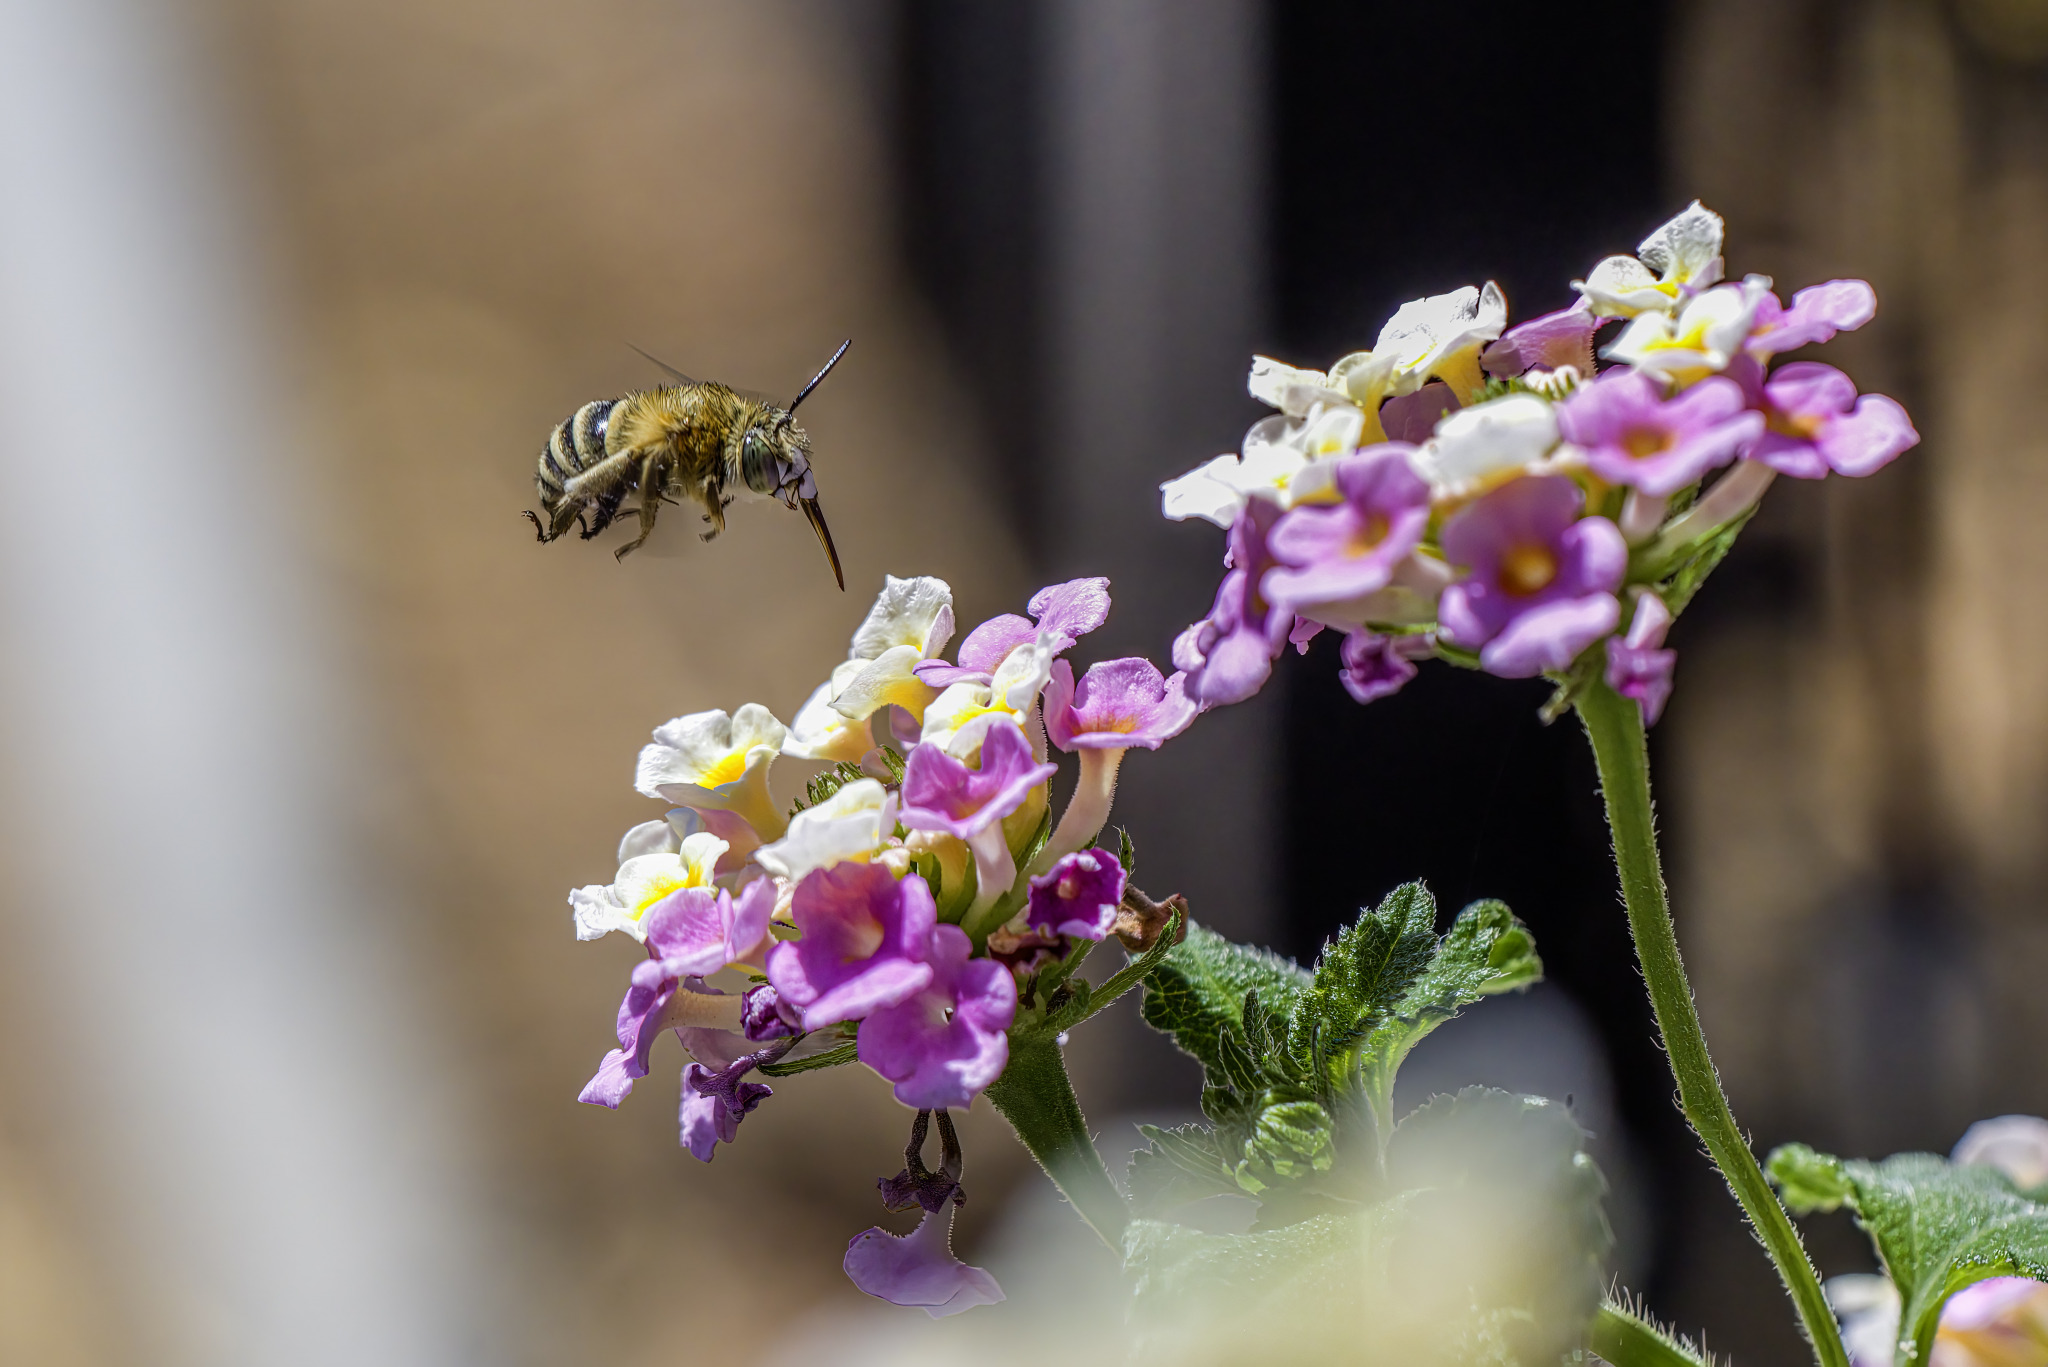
[536,399,618,500]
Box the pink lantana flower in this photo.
[1262,446,1433,619]
[1556,370,1763,496]
[1040,657,1198,867]
[844,1204,1005,1318]
[915,577,1112,689]
[856,922,1016,1110]
[1747,362,1920,480]
[766,863,940,1031]
[1438,476,1626,678]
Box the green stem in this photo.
[985,1030,1129,1251]
[1589,1299,1708,1367]
[1575,679,1846,1367]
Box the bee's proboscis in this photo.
[802,497,845,591]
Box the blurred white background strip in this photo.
[0,1,475,1363]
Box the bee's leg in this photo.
[697,486,727,543]
[613,453,666,561]
[524,501,583,544]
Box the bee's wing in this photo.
[628,343,699,386]
[628,344,789,404]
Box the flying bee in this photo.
[524,339,849,587]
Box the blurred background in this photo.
[0,0,2040,1362]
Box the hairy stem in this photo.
[1576,679,1846,1367]
[985,1031,1128,1251]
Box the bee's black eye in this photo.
[740,430,779,495]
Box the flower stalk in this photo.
[983,1030,1128,1251]
[1575,678,1848,1367]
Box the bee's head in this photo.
[749,339,849,590]
[739,414,811,498]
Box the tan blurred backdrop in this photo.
[0,1,1039,1362]
[1658,0,2048,1353]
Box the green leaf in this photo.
[787,759,871,817]
[1347,896,1543,1110]
[1133,891,1540,1217]
[753,1039,857,1077]
[1652,504,1757,615]
[1140,921,1311,1080]
[1290,881,1441,1068]
[1237,1098,1337,1188]
[1588,1295,1711,1367]
[1768,1145,2048,1366]
[1766,1142,1853,1214]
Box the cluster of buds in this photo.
[569,573,1195,1312]
[1163,201,1921,723]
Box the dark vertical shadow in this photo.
[1267,0,1689,1311]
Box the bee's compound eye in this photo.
[740,430,779,495]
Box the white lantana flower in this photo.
[829,575,956,723]
[754,778,897,884]
[1320,282,1508,419]
[1369,281,1508,402]
[1166,285,1504,527]
[1574,201,1726,317]
[1160,404,1364,528]
[783,659,875,763]
[1160,453,1251,527]
[1827,1274,1901,1367]
[1413,393,1563,500]
[1954,1115,2048,1192]
[1604,275,1770,384]
[1247,355,1352,418]
[635,704,790,841]
[569,829,729,942]
[921,634,1054,756]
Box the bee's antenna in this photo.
[788,338,851,415]
[628,344,697,385]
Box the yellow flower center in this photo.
[631,866,705,915]
[1500,544,1559,597]
[698,750,749,787]
[1623,427,1674,460]
[1767,407,1823,440]
[1347,511,1392,556]
[842,911,886,964]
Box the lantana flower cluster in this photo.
[1162,201,1921,723]
[570,573,1195,1314]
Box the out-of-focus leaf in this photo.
[1128,1123,1242,1215]
[1125,1088,1609,1367]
